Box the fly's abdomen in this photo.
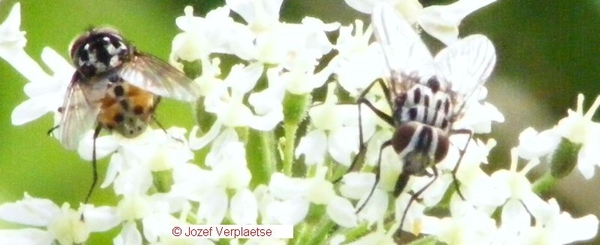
[391,121,450,175]
[97,83,156,138]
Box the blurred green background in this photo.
[1,0,600,244]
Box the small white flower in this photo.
[394,192,427,235]
[114,222,142,245]
[112,192,183,243]
[203,63,278,128]
[268,63,333,95]
[0,193,118,245]
[171,6,253,62]
[454,101,505,134]
[522,198,599,245]
[326,196,359,228]
[418,0,497,44]
[332,20,386,97]
[226,0,339,70]
[265,167,348,226]
[205,134,252,190]
[338,173,388,225]
[440,138,505,208]
[517,127,561,160]
[10,47,73,127]
[556,94,600,179]
[179,132,256,226]
[0,3,51,83]
[1,5,74,128]
[226,0,283,33]
[420,197,497,245]
[345,0,497,44]
[189,63,283,150]
[230,189,259,225]
[491,148,543,236]
[76,127,191,194]
[296,82,371,166]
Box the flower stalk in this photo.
[282,93,311,175]
[247,130,277,187]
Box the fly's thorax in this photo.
[391,121,450,175]
[71,28,130,79]
[393,83,453,131]
[97,82,157,138]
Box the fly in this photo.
[342,3,496,240]
[52,27,201,203]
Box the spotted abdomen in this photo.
[97,82,156,138]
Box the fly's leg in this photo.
[394,166,438,240]
[150,97,183,143]
[150,96,168,135]
[47,125,59,136]
[448,128,473,201]
[81,125,102,221]
[84,125,102,205]
[334,79,393,183]
[47,107,65,136]
[356,140,392,213]
[150,114,168,135]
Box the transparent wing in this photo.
[119,53,201,102]
[371,2,434,96]
[434,34,496,116]
[58,74,104,150]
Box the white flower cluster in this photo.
[0,0,599,244]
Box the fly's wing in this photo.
[434,34,496,117]
[119,53,201,102]
[58,73,104,150]
[371,3,434,97]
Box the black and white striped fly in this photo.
[346,3,496,239]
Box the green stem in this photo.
[246,130,277,188]
[307,218,337,244]
[532,172,558,195]
[151,169,174,193]
[406,236,439,245]
[550,138,582,179]
[339,223,369,242]
[295,204,329,244]
[283,122,298,176]
[281,92,311,176]
[293,223,308,245]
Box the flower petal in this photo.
[328,127,359,166]
[77,132,119,161]
[267,198,309,225]
[295,130,327,166]
[230,188,258,225]
[268,173,309,200]
[114,222,142,245]
[198,189,228,224]
[0,228,54,245]
[0,194,60,226]
[11,96,53,125]
[326,196,358,228]
[82,205,120,232]
[419,0,497,45]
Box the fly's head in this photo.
[70,28,130,79]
